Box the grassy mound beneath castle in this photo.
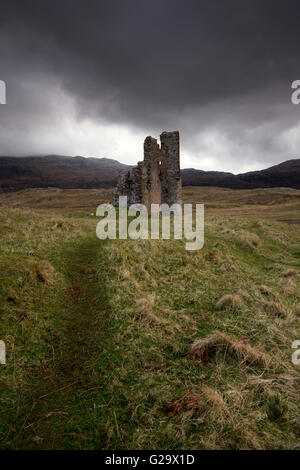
[0,206,299,449]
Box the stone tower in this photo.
[113,130,182,210]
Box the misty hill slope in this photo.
[0,155,131,192]
[0,155,300,192]
[182,159,300,189]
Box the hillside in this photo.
[0,196,299,449]
[181,159,300,189]
[1,186,300,223]
[0,155,300,192]
[0,155,131,192]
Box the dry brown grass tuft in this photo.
[189,331,269,367]
[238,230,261,249]
[134,294,168,326]
[205,250,222,264]
[120,267,131,279]
[295,305,300,316]
[216,294,243,311]
[201,384,228,422]
[262,300,288,317]
[284,280,296,295]
[258,285,275,297]
[281,268,298,278]
[165,386,202,416]
[51,218,69,231]
[28,259,57,284]
[165,385,227,422]
[213,241,228,252]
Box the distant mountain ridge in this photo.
[181,159,300,189]
[0,155,132,192]
[0,155,300,192]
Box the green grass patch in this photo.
[0,208,299,449]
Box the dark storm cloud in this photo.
[1,0,300,171]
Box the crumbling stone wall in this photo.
[113,130,182,210]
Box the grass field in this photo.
[0,187,299,449]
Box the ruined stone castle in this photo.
[113,130,182,210]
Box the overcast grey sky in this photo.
[1,0,300,173]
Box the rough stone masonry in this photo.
[113,131,182,210]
